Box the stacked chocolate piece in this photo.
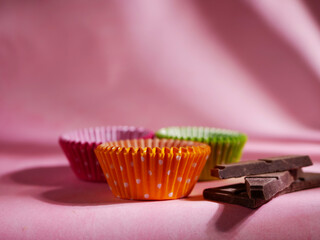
[203,155,320,208]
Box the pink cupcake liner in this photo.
[59,126,154,182]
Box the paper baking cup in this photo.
[59,126,154,182]
[156,127,247,181]
[94,138,211,200]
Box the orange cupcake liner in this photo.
[94,139,211,200]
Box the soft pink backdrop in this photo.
[1,0,320,239]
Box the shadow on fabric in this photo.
[206,204,256,235]
[3,165,135,206]
[183,192,256,233]
[8,166,74,186]
[192,0,320,129]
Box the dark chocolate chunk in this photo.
[203,183,267,209]
[211,155,312,179]
[203,171,320,209]
[282,172,320,193]
[289,168,302,180]
[245,171,294,200]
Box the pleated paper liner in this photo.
[94,138,211,200]
[155,127,247,181]
[59,126,154,182]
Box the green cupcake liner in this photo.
[156,127,247,181]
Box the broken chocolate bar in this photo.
[203,183,264,209]
[203,171,320,209]
[211,155,312,179]
[245,171,294,200]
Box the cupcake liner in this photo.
[155,127,247,181]
[59,126,154,182]
[94,138,211,200]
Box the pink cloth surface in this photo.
[1,0,320,239]
[1,144,320,240]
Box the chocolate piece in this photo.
[211,155,312,179]
[245,171,294,200]
[283,172,320,193]
[203,172,320,209]
[203,183,266,209]
[289,168,302,180]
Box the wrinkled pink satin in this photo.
[1,0,320,239]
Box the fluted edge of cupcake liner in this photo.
[59,126,154,182]
[155,127,247,181]
[94,139,211,200]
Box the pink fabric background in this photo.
[1,0,320,239]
